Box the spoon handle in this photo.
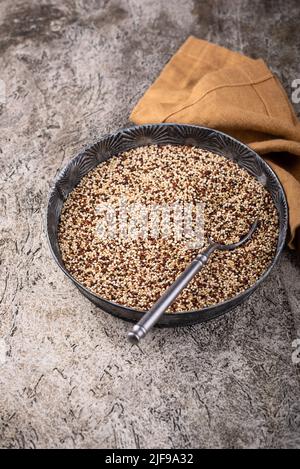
[128,245,215,344]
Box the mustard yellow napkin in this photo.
[130,36,300,250]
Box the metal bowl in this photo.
[47,124,288,326]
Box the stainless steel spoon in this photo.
[128,220,259,344]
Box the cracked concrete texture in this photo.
[0,0,300,449]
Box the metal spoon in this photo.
[128,220,259,344]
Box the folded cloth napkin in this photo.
[130,36,300,250]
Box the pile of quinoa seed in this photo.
[58,145,279,312]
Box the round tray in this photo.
[46,124,288,327]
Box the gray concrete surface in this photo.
[0,0,300,449]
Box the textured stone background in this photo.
[0,0,300,449]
